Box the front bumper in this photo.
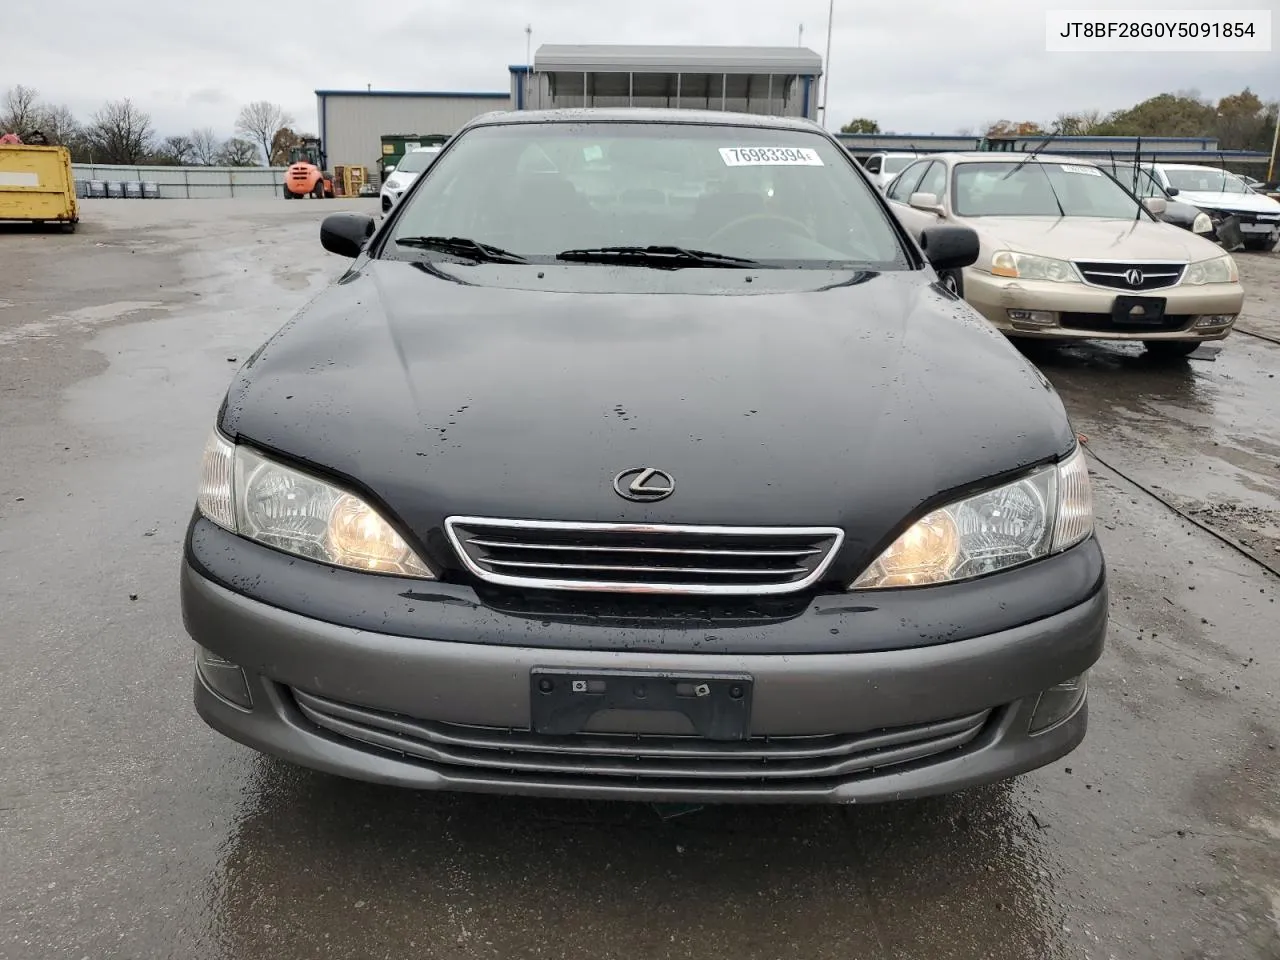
[964,271,1245,341]
[182,555,1107,803]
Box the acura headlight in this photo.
[851,446,1092,589]
[990,251,1081,282]
[1183,254,1238,285]
[1191,212,1213,234]
[196,430,433,578]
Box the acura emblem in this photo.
[1125,268,1145,287]
[613,467,675,502]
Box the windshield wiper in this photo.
[999,133,1059,181]
[394,236,528,263]
[555,245,765,268]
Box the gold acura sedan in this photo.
[884,153,1244,358]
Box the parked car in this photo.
[884,152,1245,357]
[1139,163,1280,251]
[1095,161,1214,236]
[861,151,920,191]
[182,109,1105,805]
[379,146,441,213]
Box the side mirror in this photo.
[920,225,980,272]
[320,213,375,258]
[1165,186,1179,196]
[1143,197,1168,216]
[909,191,945,215]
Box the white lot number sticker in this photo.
[1060,164,1101,176]
[720,147,824,167]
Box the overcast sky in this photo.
[7,0,1277,139]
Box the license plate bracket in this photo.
[530,669,753,740]
[1111,294,1167,326]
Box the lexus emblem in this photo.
[1125,268,1145,287]
[613,467,675,502]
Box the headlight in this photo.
[851,446,1093,589]
[1183,254,1238,285]
[990,251,1081,283]
[196,430,433,578]
[1192,212,1213,234]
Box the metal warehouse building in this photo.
[512,44,824,118]
[316,44,825,177]
[316,89,511,177]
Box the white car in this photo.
[861,152,920,192]
[1143,163,1280,251]
[380,146,442,214]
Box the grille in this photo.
[1060,312,1193,333]
[445,517,844,595]
[1073,260,1185,291]
[1219,209,1280,224]
[292,689,991,786]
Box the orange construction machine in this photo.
[282,137,334,199]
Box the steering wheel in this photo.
[707,213,816,246]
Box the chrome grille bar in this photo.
[484,560,811,576]
[446,517,844,595]
[1073,259,1186,291]
[466,538,822,557]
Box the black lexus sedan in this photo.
[182,109,1106,804]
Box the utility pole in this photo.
[798,23,804,47]
[1268,106,1279,182]
[819,0,834,127]
[525,25,533,110]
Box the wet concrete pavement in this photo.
[1,200,1277,960]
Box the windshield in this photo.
[395,149,440,174]
[952,161,1144,219]
[883,156,913,174]
[1098,164,1167,199]
[384,122,910,268]
[1162,168,1250,195]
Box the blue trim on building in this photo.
[313,89,510,99]
[801,76,811,120]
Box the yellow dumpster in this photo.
[0,144,79,231]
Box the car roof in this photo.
[462,107,826,133]
[1154,162,1238,174]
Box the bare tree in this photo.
[38,103,80,145]
[156,134,195,165]
[84,99,154,163]
[218,137,260,167]
[235,101,294,165]
[1,84,42,134]
[189,127,220,165]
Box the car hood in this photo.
[220,261,1075,577]
[962,215,1224,262]
[1176,190,1280,215]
